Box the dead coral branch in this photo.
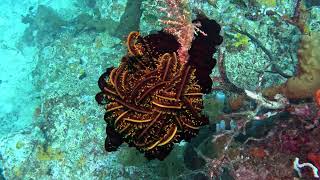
[211,49,245,94]
[233,27,292,79]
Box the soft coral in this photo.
[263,32,320,100]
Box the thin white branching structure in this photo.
[244,90,289,120]
[293,157,319,178]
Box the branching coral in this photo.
[157,0,194,64]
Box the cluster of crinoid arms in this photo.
[96,15,222,160]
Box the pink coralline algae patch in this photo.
[308,153,320,172]
[279,130,310,154]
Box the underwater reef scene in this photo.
[0,0,320,179]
